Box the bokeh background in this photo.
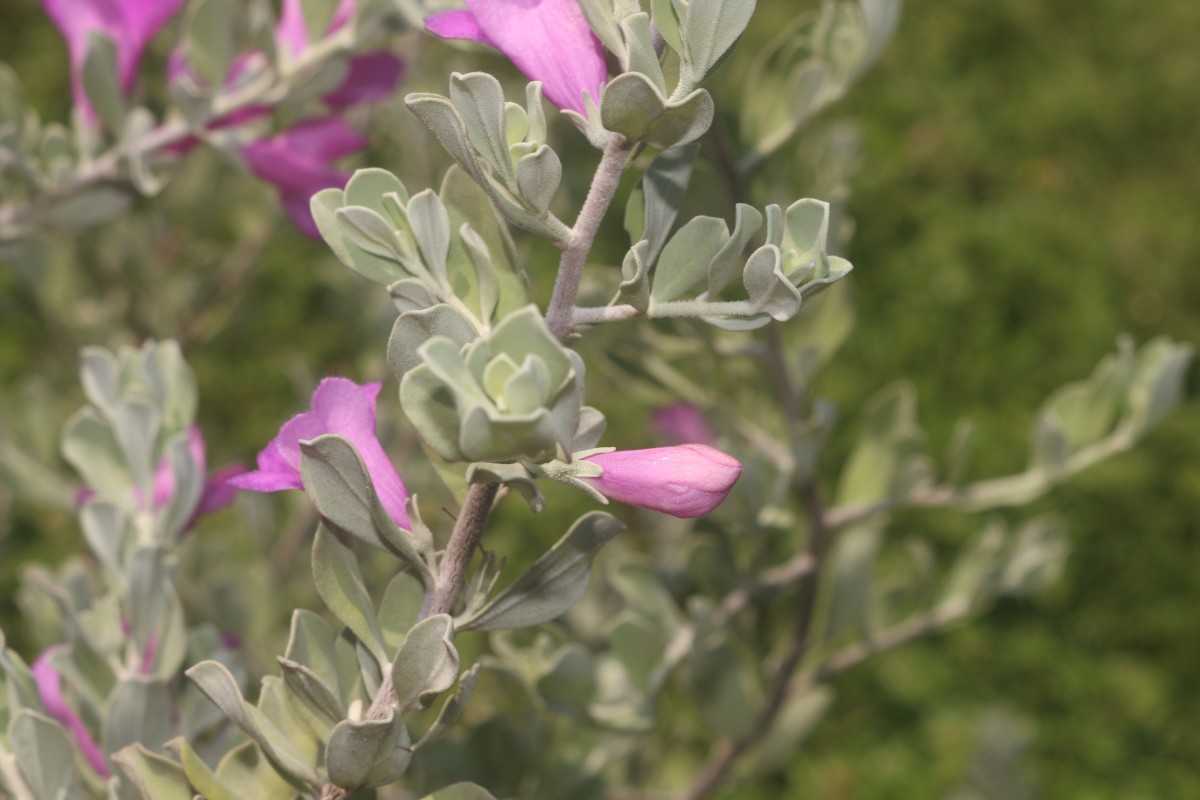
[1,0,1197,797]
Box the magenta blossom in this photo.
[230,378,410,529]
[425,0,606,114]
[275,0,404,108]
[582,445,742,518]
[32,647,109,777]
[241,118,368,239]
[75,425,243,532]
[42,0,186,123]
[650,404,717,447]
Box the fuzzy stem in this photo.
[545,134,631,340]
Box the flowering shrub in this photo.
[0,1,1191,799]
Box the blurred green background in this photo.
[1,0,1197,797]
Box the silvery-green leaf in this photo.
[651,216,729,303]
[336,206,410,268]
[11,711,74,800]
[820,526,882,642]
[79,499,124,576]
[184,661,321,786]
[577,0,626,59]
[418,784,498,800]
[112,745,191,800]
[573,406,607,453]
[399,365,465,462]
[345,167,410,214]
[407,189,452,284]
[503,102,528,147]
[943,519,1008,610]
[388,305,480,381]
[708,202,764,294]
[459,224,500,325]
[836,382,925,505]
[743,243,803,320]
[389,278,438,314]
[45,186,131,228]
[516,144,562,215]
[999,516,1069,597]
[681,0,757,79]
[391,614,459,714]
[142,341,197,438]
[379,572,425,652]
[441,165,530,318]
[112,400,159,493]
[414,663,480,751]
[61,408,131,502]
[606,611,662,693]
[601,73,714,148]
[277,657,344,741]
[300,435,433,580]
[642,143,699,265]
[283,610,341,700]
[459,512,624,631]
[160,429,204,541]
[327,712,412,790]
[621,13,668,94]
[184,0,236,89]
[1123,337,1192,434]
[103,678,173,757]
[449,72,514,185]
[81,32,125,132]
[311,525,388,663]
[213,740,296,800]
[167,737,240,800]
[128,545,168,656]
[405,94,491,188]
[79,347,119,412]
[651,0,685,55]
[617,241,652,313]
[783,198,830,265]
[465,461,545,512]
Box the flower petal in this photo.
[322,51,405,108]
[32,647,110,777]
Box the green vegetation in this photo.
[1,0,1196,796]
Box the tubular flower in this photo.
[581,444,742,518]
[32,647,109,777]
[230,377,410,529]
[240,118,368,239]
[42,0,186,122]
[425,0,606,114]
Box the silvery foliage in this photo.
[0,0,1193,798]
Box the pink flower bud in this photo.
[582,445,742,518]
[31,647,109,777]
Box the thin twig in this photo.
[545,134,631,340]
[321,482,501,800]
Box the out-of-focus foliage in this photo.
[0,0,1196,797]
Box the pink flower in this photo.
[650,404,716,447]
[241,118,368,239]
[425,0,606,114]
[75,426,244,532]
[582,445,742,518]
[230,378,410,529]
[42,0,186,123]
[32,647,109,777]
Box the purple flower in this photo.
[425,0,607,114]
[241,118,368,239]
[582,445,742,518]
[42,0,186,123]
[650,404,716,447]
[32,647,110,777]
[230,378,410,529]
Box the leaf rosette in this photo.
[400,306,585,463]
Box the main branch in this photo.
[545,134,631,340]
